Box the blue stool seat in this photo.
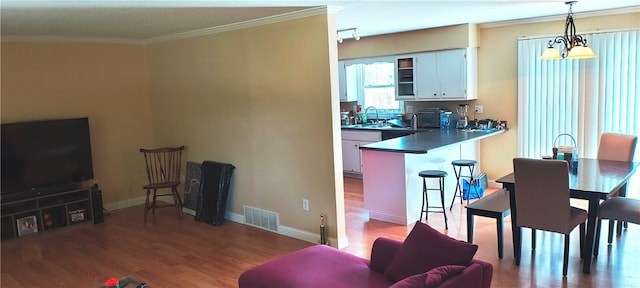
[419,170,448,178]
[450,159,480,210]
[452,159,478,167]
[418,169,448,230]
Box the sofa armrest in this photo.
[438,259,493,288]
[369,237,403,273]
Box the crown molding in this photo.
[145,6,331,44]
[0,35,146,45]
[479,6,640,29]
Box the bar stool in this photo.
[418,170,448,230]
[450,159,480,210]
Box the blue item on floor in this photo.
[463,179,485,200]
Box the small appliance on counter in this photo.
[416,108,443,128]
[457,104,469,129]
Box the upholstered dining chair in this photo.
[594,197,640,255]
[596,133,638,246]
[140,146,185,222]
[513,158,588,277]
[597,132,638,162]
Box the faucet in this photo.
[364,106,379,124]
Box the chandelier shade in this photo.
[540,1,597,60]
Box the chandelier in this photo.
[540,1,596,60]
[337,27,360,43]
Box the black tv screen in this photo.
[1,117,94,199]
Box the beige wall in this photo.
[145,14,344,241]
[338,13,640,180]
[0,43,154,205]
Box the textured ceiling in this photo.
[1,1,639,43]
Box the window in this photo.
[363,62,398,110]
[517,30,639,161]
[344,57,402,117]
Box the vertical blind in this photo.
[517,30,640,161]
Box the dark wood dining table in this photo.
[496,158,639,274]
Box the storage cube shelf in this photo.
[1,187,93,241]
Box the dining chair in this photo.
[513,158,588,276]
[596,133,638,243]
[140,146,185,222]
[594,197,640,256]
[597,132,637,162]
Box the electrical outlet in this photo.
[303,199,309,211]
[406,105,414,114]
[474,105,483,114]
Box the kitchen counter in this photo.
[359,127,507,225]
[360,128,507,154]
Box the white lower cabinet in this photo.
[342,130,381,174]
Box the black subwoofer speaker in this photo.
[91,184,105,224]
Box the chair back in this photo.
[140,146,185,188]
[513,158,571,234]
[597,133,637,162]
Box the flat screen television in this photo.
[1,117,94,202]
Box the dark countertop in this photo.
[358,128,507,154]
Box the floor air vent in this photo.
[244,206,278,232]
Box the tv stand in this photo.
[1,185,95,241]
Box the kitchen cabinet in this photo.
[338,61,357,102]
[417,49,466,100]
[395,48,477,101]
[395,56,417,100]
[342,130,381,175]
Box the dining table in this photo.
[496,158,639,274]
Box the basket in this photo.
[552,133,578,161]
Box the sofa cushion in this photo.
[384,222,478,282]
[424,265,466,288]
[388,265,466,288]
[388,272,427,288]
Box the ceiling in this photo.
[1,1,639,43]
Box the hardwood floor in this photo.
[2,177,639,287]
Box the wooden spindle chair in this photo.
[140,146,185,222]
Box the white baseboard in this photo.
[225,210,348,249]
[488,180,503,188]
[103,196,147,212]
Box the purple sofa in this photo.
[239,222,493,288]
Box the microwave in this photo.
[416,108,443,128]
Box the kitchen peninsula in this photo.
[357,128,506,225]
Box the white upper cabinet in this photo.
[396,48,477,101]
[419,49,466,99]
[338,61,358,102]
[395,56,417,100]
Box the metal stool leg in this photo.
[450,165,463,210]
[439,175,448,230]
[466,165,477,205]
[421,177,427,221]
